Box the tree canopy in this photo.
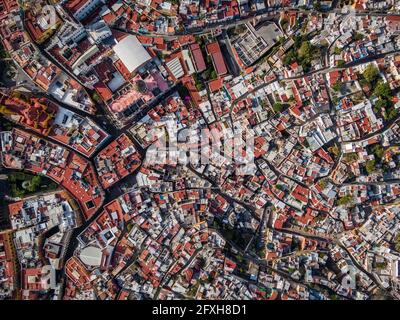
[365,159,377,175]
[373,82,392,99]
[363,64,380,85]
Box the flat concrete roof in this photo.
[79,246,102,267]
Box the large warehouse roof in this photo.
[113,35,151,73]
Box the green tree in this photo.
[26,176,41,192]
[319,179,328,189]
[0,42,10,59]
[272,102,284,113]
[332,82,343,92]
[395,234,400,252]
[336,195,353,206]
[373,82,392,99]
[329,145,340,157]
[353,33,364,41]
[371,144,384,159]
[313,1,322,11]
[363,64,380,85]
[299,41,312,59]
[374,98,388,113]
[333,47,341,55]
[276,184,286,191]
[386,107,397,120]
[365,159,377,175]
[281,19,289,30]
[92,92,102,104]
[337,60,346,67]
[294,34,308,48]
[343,152,358,163]
[283,51,295,66]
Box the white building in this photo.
[113,35,151,73]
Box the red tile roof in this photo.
[190,43,206,72]
[208,78,223,92]
[206,42,227,76]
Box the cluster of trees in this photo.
[336,60,346,67]
[371,144,384,159]
[275,183,286,191]
[193,73,206,91]
[193,69,218,91]
[343,152,359,163]
[193,38,219,88]
[313,1,322,11]
[395,233,400,252]
[283,35,320,72]
[0,42,9,59]
[362,64,380,87]
[364,144,385,175]
[374,261,388,270]
[0,118,13,131]
[336,194,353,206]
[361,65,396,121]
[8,172,57,198]
[353,32,364,42]
[328,144,341,158]
[318,178,329,189]
[92,92,102,104]
[0,42,16,84]
[365,159,377,175]
[332,82,344,92]
[333,47,342,55]
[339,0,355,8]
[272,102,286,113]
[373,81,396,121]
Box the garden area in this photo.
[8,171,59,198]
[0,42,16,87]
[360,65,397,121]
[282,34,322,72]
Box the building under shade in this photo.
[113,35,151,73]
[79,246,102,267]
